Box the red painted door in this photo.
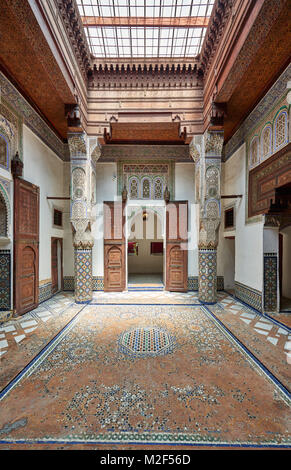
[14,177,39,315]
[165,201,188,292]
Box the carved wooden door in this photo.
[14,177,39,315]
[165,201,188,292]
[104,201,125,292]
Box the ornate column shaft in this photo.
[191,130,224,303]
[68,131,94,303]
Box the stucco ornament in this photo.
[198,217,220,249]
[91,142,102,165]
[205,131,224,155]
[189,142,201,162]
[72,219,94,249]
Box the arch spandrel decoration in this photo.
[122,161,173,200]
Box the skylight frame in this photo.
[76,0,214,59]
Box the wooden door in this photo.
[104,201,126,292]
[14,177,39,315]
[165,201,188,292]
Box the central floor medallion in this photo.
[118,327,177,358]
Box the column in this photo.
[190,130,224,303]
[263,215,280,313]
[68,131,94,303]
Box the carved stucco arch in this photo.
[0,183,11,237]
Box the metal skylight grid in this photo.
[76,0,214,58]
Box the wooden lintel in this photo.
[221,195,243,199]
[47,197,70,200]
[81,16,209,28]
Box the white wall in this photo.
[218,143,264,291]
[23,125,65,283]
[175,162,198,276]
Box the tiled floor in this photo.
[0,290,290,450]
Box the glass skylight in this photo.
[76,1,214,58]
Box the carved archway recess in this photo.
[0,192,7,237]
[0,184,10,238]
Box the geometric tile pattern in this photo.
[0,292,75,359]
[38,282,52,304]
[0,294,290,447]
[64,275,224,293]
[118,327,177,358]
[0,250,10,310]
[74,249,92,302]
[234,281,262,312]
[198,249,217,303]
[263,253,278,313]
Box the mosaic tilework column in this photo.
[263,217,280,313]
[191,131,224,304]
[74,249,93,303]
[68,128,95,303]
[198,249,217,303]
[263,253,278,312]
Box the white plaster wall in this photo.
[175,162,198,276]
[23,125,65,283]
[281,226,291,299]
[218,143,264,292]
[92,163,118,276]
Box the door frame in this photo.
[126,200,166,288]
[51,237,63,294]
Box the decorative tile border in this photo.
[188,276,224,291]
[64,276,224,292]
[38,282,52,304]
[234,281,262,312]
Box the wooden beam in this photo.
[81,16,209,28]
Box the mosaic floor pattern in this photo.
[0,293,290,449]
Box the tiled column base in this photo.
[198,249,217,304]
[263,253,278,313]
[74,249,93,303]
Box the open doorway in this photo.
[51,238,63,294]
[127,206,164,289]
[224,237,235,295]
[279,227,291,312]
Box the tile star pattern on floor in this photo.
[0,290,290,449]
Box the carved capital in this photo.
[71,218,94,249]
[199,217,220,249]
[68,132,87,157]
[205,131,224,155]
